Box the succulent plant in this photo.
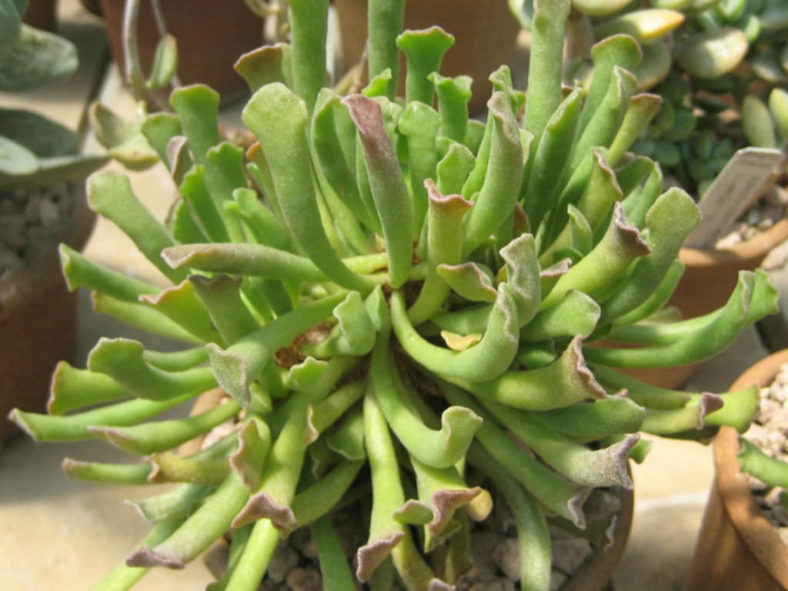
[738,437,788,488]
[0,0,107,189]
[510,0,788,195]
[9,0,779,589]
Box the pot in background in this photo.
[686,349,788,590]
[0,185,95,441]
[334,0,520,114]
[23,0,58,32]
[671,218,788,320]
[98,0,265,103]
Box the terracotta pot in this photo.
[22,0,58,32]
[591,339,699,389]
[686,349,788,590]
[671,218,788,320]
[334,0,520,114]
[79,0,102,16]
[0,184,95,441]
[98,0,265,103]
[617,363,698,390]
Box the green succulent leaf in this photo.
[0,134,36,175]
[0,24,77,90]
[676,28,749,78]
[0,108,78,157]
[594,9,685,42]
[0,0,21,49]
[146,34,178,91]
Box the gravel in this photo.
[206,485,624,590]
[742,362,788,545]
[0,183,76,280]
[0,127,257,280]
[715,184,788,251]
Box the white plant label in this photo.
[685,147,785,249]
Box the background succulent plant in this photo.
[509,0,788,196]
[0,0,107,189]
[9,0,779,589]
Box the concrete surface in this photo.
[1,2,786,590]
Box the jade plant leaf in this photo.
[0,108,79,157]
[0,24,77,91]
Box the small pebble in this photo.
[713,193,787,251]
[0,215,26,250]
[756,398,782,425]
[0,245,23,273]
[267,543,299,583]
[744,363,788,531]
[23,196,39,222]
[549,570,568,591]
[285,567,321,591]
[39,198,60,228]
[492,538,521,581]
[551,537,591,575]
[470,532,506,576]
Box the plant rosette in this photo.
[8,0,780,589]
[687,349,788,591]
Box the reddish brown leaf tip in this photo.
[698,393,724,429]
[355,532,404,582]
[612,202,650,257]
[540,257,572,278]
[428,487,482,536]
[424,178,473,214]
[342,94,385,146]
[569,336,608,400]
[126,547,184,569]
[569,487,592,530]
[231,492,298,535]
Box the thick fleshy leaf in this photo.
[234,43,292,92]
[0,134,36,175]
[542,203,649,308]
[396,26,455,105]
[0,25,77,90]
[463,92,525,255]
[371,325,482,469]
[244,84,370,290]
[90,103,159,170]
[0,0,21,50]
[146,34,178,91]
[458,335,607,411]
[408,181,472,324]
[344,94,413,288]
[367,0,405,98]
[430,73,472,142]
[0,108,78,157]
[676,28,748,79]
[524,0,572,140]
[572,0,632,15]
[594,9,684,42]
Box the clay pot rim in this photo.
[713,349,788,587]
[680,217,788,268]
[0,182,95,322]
